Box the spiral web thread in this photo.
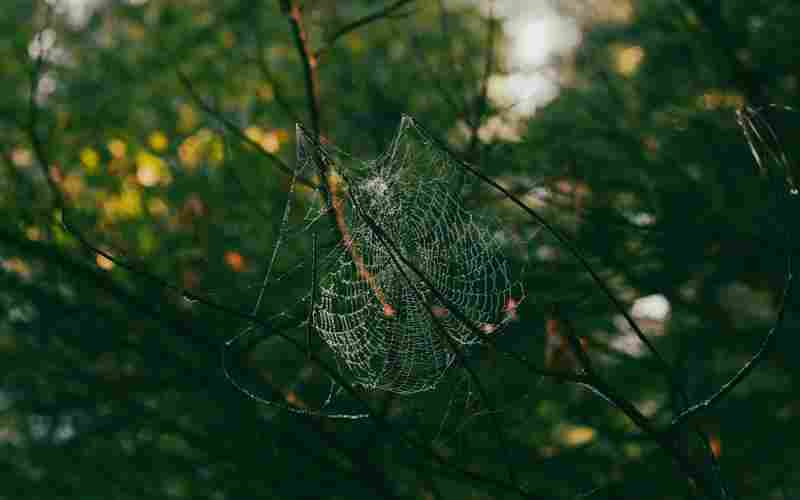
[298,116,523,395]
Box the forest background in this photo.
[2,0,799,499]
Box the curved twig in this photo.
[671,221,794,429]
[315,0,417,59]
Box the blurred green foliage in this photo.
[1,0,799,498]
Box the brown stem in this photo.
[279,0,321,137]
[282,0,394,316]
[329,188,394,316]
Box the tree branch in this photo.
[671,247,794,429]
[252,28,303,124]
[411,117,673,374]
[279,0,322,138]
[176,70,303,183]
[315,0,416,59]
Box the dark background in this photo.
[2,1,799,498]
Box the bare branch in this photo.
[315,0,416,59]
[341,166,586,384]
[671,248,794,429]
[279,0,322,138]
[348,160,726,498]
[176,70,302,182]
[252,29,303,124]
[411,117,673,373]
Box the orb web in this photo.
[298,116,522,395]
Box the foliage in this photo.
[1,0,798,498]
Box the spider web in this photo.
[295,116,524,395]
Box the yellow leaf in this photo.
[11,148,33,168]
[148,130,169,152]
[107,139,127,159]
[177,104,198,134]
[95,253,114,271]
[557,424,596,447]
[135,151,165,186]
[613,45,644,76]
[80,147,100,173]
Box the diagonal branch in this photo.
[252,28,303,124]
[176,70,304,183]
[347,165,725,499]
[341,167,585,383]
[409,117,673,374]
[23,17,551,500]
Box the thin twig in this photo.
[272,7,543,495]
[21,27,402,495]
[24,16,542,500]
[555,306,728,497]
[410,117,672,372]
[466,0,497,157]
[280,1,394,315]
[402,117,732,499]
[252,30,303,124]
[306,231,318,360]
[347,183,523,491]
[340,166,588,383]
[350,164,726,498]
[315,0,416,59]
[671,247,794,429]
[279,0,321,137]
[176,70,306,183]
